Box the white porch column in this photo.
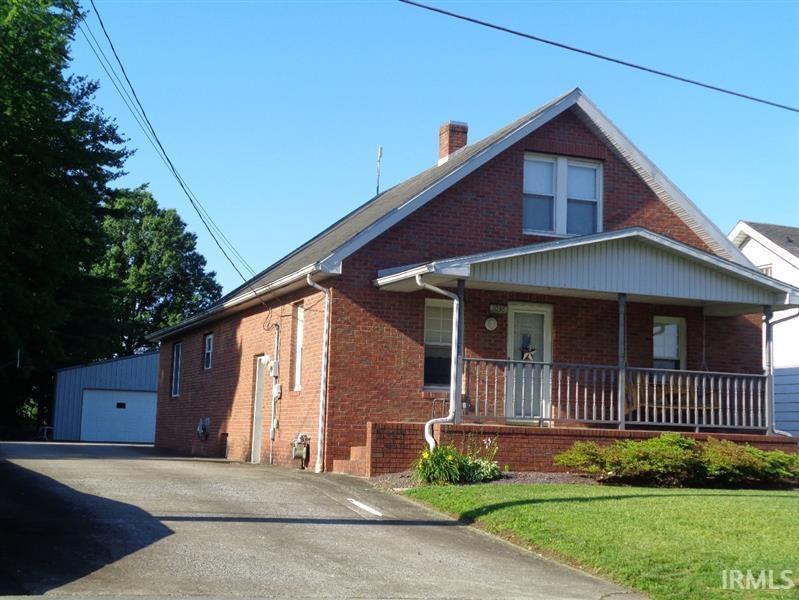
[764,306,775,435]
[455,279,465,424]
[618,293,627,430]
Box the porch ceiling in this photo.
[374,228,799,317]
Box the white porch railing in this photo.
[462,358,768,431]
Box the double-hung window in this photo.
[652,316,686,370]
[423,299,453,388]
[523,153,602,236]
[292,304,304,391]
[203,333,214,370]
[171,342,182,397]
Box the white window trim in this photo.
[523,152,603,237]
[292,304,304,391]
[423,298,454,390]
[203,333,214,370]
[171,342,182,397]
[653,316,687,370]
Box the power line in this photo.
[398,0,799,114]
[82,0,259,282]
[78,23,257,280]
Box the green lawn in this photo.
[407,484,799,600]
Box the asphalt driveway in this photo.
[0,442,643,599]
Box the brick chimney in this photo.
[438,121,468,164]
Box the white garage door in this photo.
[80,389,156,443]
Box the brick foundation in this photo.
[363,421,798,477]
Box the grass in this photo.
[406,484,799,600]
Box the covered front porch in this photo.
[376,228,799,436]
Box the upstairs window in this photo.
[758,264,773,277]
[424,299,453,388]
[171,342,182,397]
[652,316,686,370]
[523,154,602,236]
[203,333,214,370]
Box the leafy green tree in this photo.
[95,187,222,354]
[0,0,128,432]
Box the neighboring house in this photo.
[149,89,798,475]
[54,352,159,443]
[729,221,799,436]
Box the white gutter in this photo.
[306,274,332,472]
[415,274,462,450]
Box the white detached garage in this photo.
[53,352,159,443]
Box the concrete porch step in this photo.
[332,458,369,477]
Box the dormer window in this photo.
[523,153,602,236]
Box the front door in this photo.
[506,303,553,420]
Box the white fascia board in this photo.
[574,95,752,268]
[728,221,799,270]
[318,89,583,274]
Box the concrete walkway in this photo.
[0,442,644,599]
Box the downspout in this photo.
[306,274,331,472]
[269,323,281,464]
[415,274,462,450]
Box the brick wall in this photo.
[155,285,328,467]
[327,107,762,464]
[366,422,797,476]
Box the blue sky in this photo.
[71,0,799,292]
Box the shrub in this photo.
[555,433,799,487]
[555,441,609,475]
[702,438,799,485]
[414,436,502,485]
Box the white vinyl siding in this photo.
[292,304,304,391]
[469,236,781,309]
[424,299,453,388]
[170,342,182,397]
[523,153,602,236]
[203,333,213,370]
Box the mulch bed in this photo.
[370,470,596,491]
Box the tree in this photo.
[94,187,222,355]
[0,0,128,432]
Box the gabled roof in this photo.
[729,221,799,266]
[150,89,751,341]
[375,227,799,314]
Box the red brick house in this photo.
[149,89,798,475]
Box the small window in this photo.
[652,317,686,370]
[203,333,214,370]
[566,164,599,235]
[292,304,305,391]
[116,402,126,409]
[758,264,773,277]
[424,299,453,388]
[523,154,602,236]
[523,158,555,232]
[171,342,182,397]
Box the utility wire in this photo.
[398,0,799,114]
[78,22,258,283]
[82,0,260,283]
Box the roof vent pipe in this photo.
[415,274,462,450]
